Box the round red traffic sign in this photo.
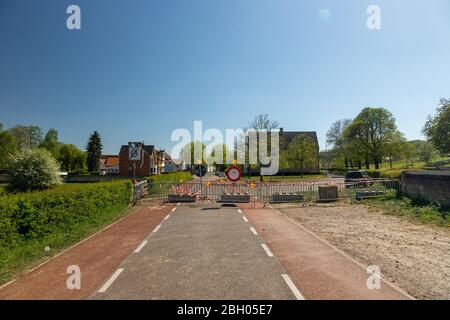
[226,165,242,182]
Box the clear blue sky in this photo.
[1,0,449,154]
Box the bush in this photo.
[8,149,62,191]
[0,180,132,246]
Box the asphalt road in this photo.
[91,204,296,300]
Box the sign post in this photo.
[129,143,141,182]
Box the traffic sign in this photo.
[226,165,242,182]
[194,164,207,177]
[129,143,141,161]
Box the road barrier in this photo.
[142,178,400,205]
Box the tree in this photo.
[0,124,17,169]
[248,113,279,131]
[282,134,318,177]
[423,98,450,155]
[8,125,43,149]
[86,131,103,173]
[8,148,62,191]
[247,114,279,178]
[40,129,59,158]
[181,141,206,165]
[326,119,352,168]
[345,107,397,169]
[383,131,408,169]
[58,144,87,172]
[205,143,230,171]
[416,141,437,166]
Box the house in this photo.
[99,155,120,175]
[156,150,170,174]
[279,128,320,173]
[118,142,158,177]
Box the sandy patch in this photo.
[273,203,450,300]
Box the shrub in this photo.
[8,149,62,191]
[0,180,132,246]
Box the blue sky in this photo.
[1,0,449,154]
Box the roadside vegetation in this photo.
[147,171,193,184]
[0,180,133,285]
[322,99,450,178]
[362,192,450,227]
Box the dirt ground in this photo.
[273,203,450,300]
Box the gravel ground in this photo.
[273,203,450,300]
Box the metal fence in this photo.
[139,178,401,204]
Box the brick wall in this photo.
[401,171,450,208]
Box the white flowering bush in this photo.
[9,148,62,191]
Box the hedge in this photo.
[0,180,133,246]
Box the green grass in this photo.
[147,171,193,184]
[361,193,450,227]
[0,184,7,195]
[0,204,130,285]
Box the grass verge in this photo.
[362,194,450,227]
[0,204,130,286]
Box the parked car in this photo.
[344,171,373,188]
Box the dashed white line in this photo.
[261,244,274,257]
[177,203,180,207]
[164,214,170,220]
[171,207,176,213]
[97,268,124,293]
[134,240,148,253]
[153,224,161,233]
[250,227,258,235]
[237,209,242,213]
[282,274,305,300]
[242,216,249,223]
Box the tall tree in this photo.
[86,131,103,173]
[345,107,397,169]
[423,98,450,155]
[248,113,279,131]
[282,134,318,177]
[416,141,437,166]
[326,119,352,168]
[247,114,279,177]
[40,129,59,158]
[0,123,17,169]
[205,143,230,171]
[59,144,87,172]
[181,141,206,165]
[383,131,408,169]
[8,125,43,149]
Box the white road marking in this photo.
[242,216,249,223]
[261,244,274,257]
[153,224,161,233]
[164,214,170,220]
[177,203,180,207]
[171,207,176,213]
[98,268,124,293]
[282,274,305,300]
[237,209,242,213]
[250,227,258,235]
[134,240,148,253]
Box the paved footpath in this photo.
[239,204,412,300]
[92,204,296,300]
